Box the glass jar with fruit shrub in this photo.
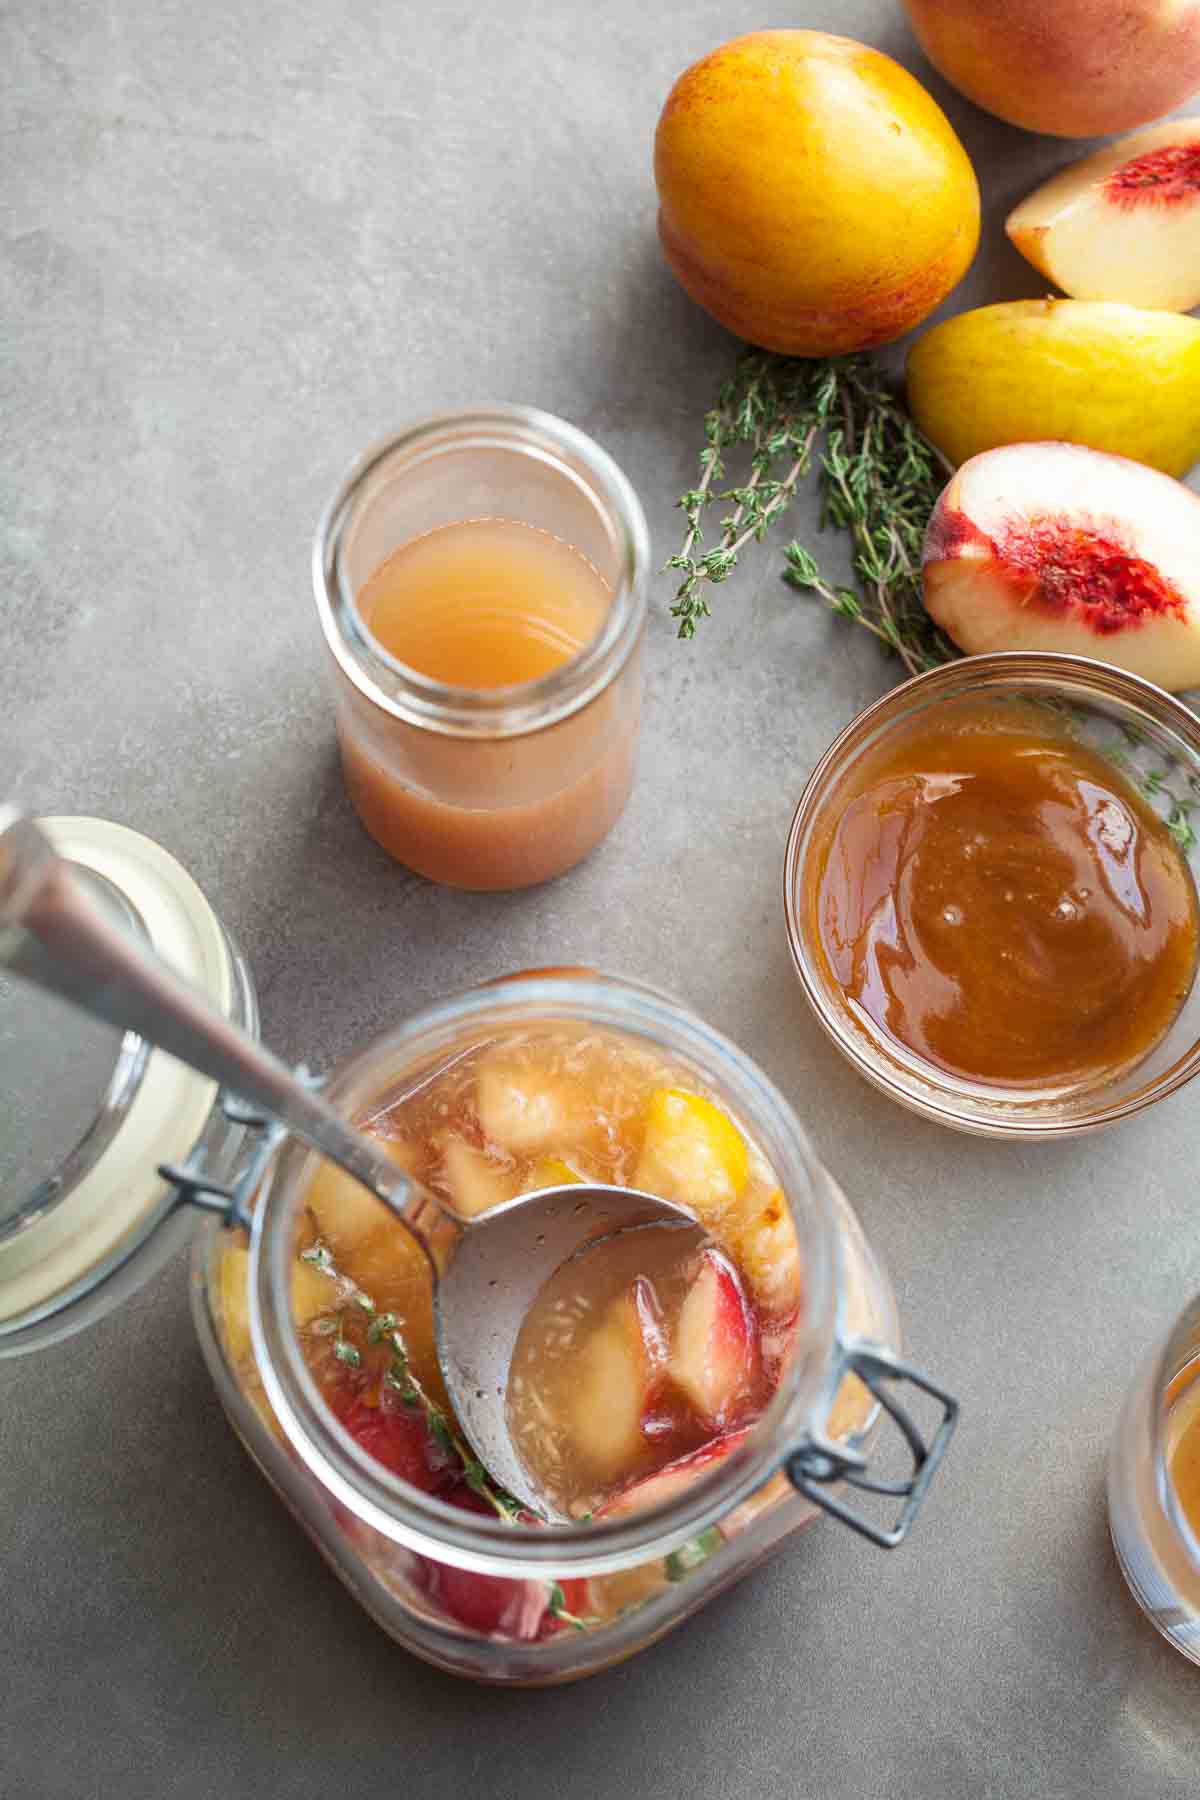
[194,972,957,1684]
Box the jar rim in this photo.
[248,974,846,1578]
[312,407,650,740]
[784,650,1200,1140]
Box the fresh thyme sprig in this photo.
[668,349,842,639]
[670,347,956,674]
[1107,745,1200,853]
[784,358,959,678]
[301,1240,523,1524]
[299,1241,590,1631]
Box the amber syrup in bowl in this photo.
[786,654,1200,1137]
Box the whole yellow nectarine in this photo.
[902,0,1200,138]
[654,31,980,356]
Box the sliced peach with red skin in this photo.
[923,442,1200,692]
[409,1487,592,1639]
[670,1249,760,1429]
[1007,122,1200,313]
[597,1427,752,1520]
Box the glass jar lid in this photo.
[0,865,150,1241]
[0,816,257,1353]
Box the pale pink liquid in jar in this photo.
[338,518,639,890]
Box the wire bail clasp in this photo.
[786,1341,959,1549]
[158,1069,326,1232]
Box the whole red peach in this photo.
[903,0,1200,138]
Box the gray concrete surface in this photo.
[4,2,1200,1795]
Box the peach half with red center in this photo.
[922,444,1200,691]
[1007,122,1200,313]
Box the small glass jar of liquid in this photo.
[1109,1291,1200,1663]
[313,409,649,890]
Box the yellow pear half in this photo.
[907,299,1200,479]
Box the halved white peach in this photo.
[922,442,1200,692]
[1007,122,1200,313]
[670,1249,760,1428]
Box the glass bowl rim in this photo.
[783,650,1200,1141]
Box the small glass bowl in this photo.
[784,653,1200,1140]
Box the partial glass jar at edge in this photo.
[1109,1290,1200,1663]
[313,409,649,891]
[192,973,910,1685]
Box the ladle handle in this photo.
[0,808,458,1266]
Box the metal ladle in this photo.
[0,808,695,1517]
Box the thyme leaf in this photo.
[664,1525,723,1583]
[670,347,954,672]
[302,1240,602,1630]
[303,1239,528,1525]
[670,348,839,640]
[545,1579,587,1631]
